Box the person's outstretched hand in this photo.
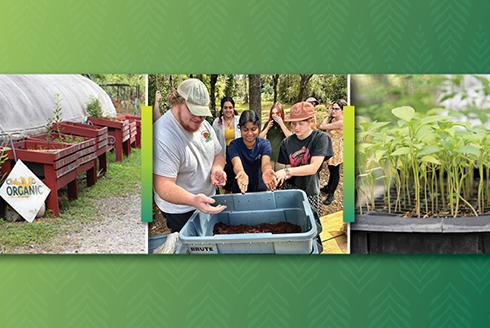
[192,194,226,214]
[235,171,249,194]
[262,169,277,191]
[211,169,226,187]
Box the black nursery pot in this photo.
[351,214,490,254]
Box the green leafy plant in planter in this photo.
[86,95,103,118]
[52,135,85,144]
[46,94,63,141]
[356,106,490,218]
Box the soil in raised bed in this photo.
[213,222,301,235]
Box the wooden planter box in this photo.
[116,115,141,148]
[0,139,84,217]
[87,117,130,162]
[53,122,110,174]
[28,133,98,185]
[129,122,137,148]
[29,133,96,154]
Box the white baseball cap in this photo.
[177,79,212,117]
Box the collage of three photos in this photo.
[1,74,488,254]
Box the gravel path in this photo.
[64,192,146,254]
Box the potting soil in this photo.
[213,222,301,235]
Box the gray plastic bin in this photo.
[148,234,168,254]
[178,190,321,254]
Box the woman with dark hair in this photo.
[259,102,291,171]
[226,110,276,194]
[212,97,241,159]
[317,99,345,205]
[276,102,333,216]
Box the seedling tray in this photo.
[179,190,321,254]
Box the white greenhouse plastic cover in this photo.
[0,74,117,136]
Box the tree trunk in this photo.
[225,74,235,97]
[248,74,262,124]
[243,75,249,103]
[148,74,156,107]
[210,74,218,116]
[298,74,313,103]
[273,74,279,103]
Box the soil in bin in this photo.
[150,164,343,235]
[214,222,301,235]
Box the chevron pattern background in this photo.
[0,256,489,326]
[1,0,490,73]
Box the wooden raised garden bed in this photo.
[116,115,141,148]
[129,122,137,148]
[28,133,98,185]
[53,122,110,174]
[0,139,87,217]
[87,117,130,162]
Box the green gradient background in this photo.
[141,106,153,223]
[1,0,489,73]
[1,255,489,327]
[343,106,355,223]
[2,0,490,326]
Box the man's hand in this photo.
[235,171,249,194]
[262,169,277,191]
[155,90,162,103]
[211,169,227,187]
[192,194,226,214]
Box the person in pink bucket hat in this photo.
[306,97,319,107]
[275,102,333,216]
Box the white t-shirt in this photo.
[153,110,222,213]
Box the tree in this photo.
[298,74,313,102]
[243,75,249,103]
[248,74,262,123]
[209,74,218,116]
[273,74,279,103]
[224,74,235,97]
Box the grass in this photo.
[0,148,141,252]
[0,219,63,252]
[78,148,141,199]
